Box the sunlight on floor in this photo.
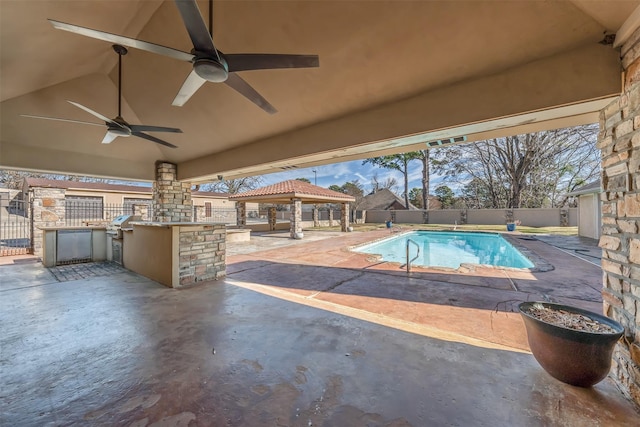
[226,278,531,354]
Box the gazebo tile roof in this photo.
[229,180,355,203]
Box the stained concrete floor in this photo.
[1,230,639,426]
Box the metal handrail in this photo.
[406,238,420,273]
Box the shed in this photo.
[567,180,601,239]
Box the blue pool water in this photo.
[355,231,534,269]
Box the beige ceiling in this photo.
[1,0,638,183]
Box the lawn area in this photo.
[307,223,579,236]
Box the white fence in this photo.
[364,208,578,227]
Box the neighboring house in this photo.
[21,178,233,221]
[358,188,441,211]
[567,180,601,240]
[359,189,417,211]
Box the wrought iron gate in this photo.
[0,193,32,256]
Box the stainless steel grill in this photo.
[106,214,140,239]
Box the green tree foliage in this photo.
[296,177,311,183]
[408,188,423,208]
[435,185,456,209]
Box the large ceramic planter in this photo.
[519,302,624,387]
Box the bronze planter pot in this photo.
[519,302,624,387]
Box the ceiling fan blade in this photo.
[226,54,320,72]
[48,19,194,63]
[132,132,178,149]
[172,69,207,107]
[67,101,125,128]
[173,0,217,54]
[129,125,183,134]
[20,114,104,127]
[101,132,119,144]
[224,73,277,114]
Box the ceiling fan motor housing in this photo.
[194,57,229,82]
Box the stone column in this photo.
[560,208,569,227]
[290,198,303,239]
[31,188,66,258]
[152,162,192,222]
[597,27,640,406]
[328,209,334,227]
[313,206,319,227]
[341,202,350,232]
[236,202,246,227]
[268,207,277,231]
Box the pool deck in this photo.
[2,229,638,426]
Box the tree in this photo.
[433,125,600,208]
[363,153,420,209]
[370,173,398,193]
[416,150,431,210]
[200,176,263,194]
[328,180,365,211]
[435,185,456,209]
[296,177,311,183]
[408,188,423,208]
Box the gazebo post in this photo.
[290,198,303,239]
[268,206,277,231]
[236,202,246,227]
[341,202,350,232]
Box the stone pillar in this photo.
[560,208,569,227]
[328,209,334,227]
[597,27,640,406]
[341,203,350,232]
[460,209,468,225]
[422,210,429,224]
[236,202,246,227]
[313,206,319,227]
[31,188,65,258]
[133,204,150,221]
[152,162,192,223]
[290,198,303,239]
[268,207,277,231]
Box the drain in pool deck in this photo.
[48,261,127,282]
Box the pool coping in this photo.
[347,229,554,274]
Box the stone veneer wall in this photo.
[178,224,226,287]
[153,162,192,222]
[598,26,640,406]
[31,188,65,258]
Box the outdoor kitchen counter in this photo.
[122,222,227,288]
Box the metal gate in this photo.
[0,193,32,256]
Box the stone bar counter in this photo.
[123,222,226,288]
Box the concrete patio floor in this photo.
[1,230,639,426]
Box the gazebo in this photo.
[229,180,355,239]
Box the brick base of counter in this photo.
[178,225,226,287]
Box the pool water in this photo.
[355,231,534,269]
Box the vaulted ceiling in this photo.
[1,1,638,183]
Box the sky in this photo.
[257,158,448,195]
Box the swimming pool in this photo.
[354,231,534,269]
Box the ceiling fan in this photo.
[48,0,320,113]
[21,45,181,148]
